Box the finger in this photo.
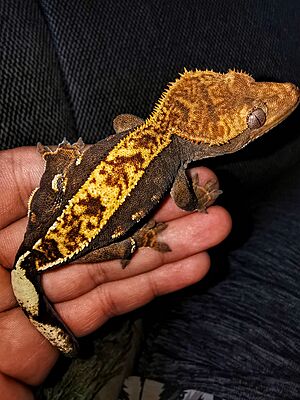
[43,206,231,302]
[55,251,210,336]
[0,147,43,230]
[0,372,34,400]
[0,267,17,312]
[0,308,58,386]
[0,268,58,386]
[0,217,27,269]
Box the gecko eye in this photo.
[247,108,266,129]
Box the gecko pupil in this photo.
[247,108,266,129]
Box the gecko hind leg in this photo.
[77,221,171,268]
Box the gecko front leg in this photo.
[170,167,222,212]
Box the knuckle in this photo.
[148,274,160,298]
[97,285,119,318]
[87,263,108,287]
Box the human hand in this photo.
[0,146,231,399]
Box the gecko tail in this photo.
[30,292,79,357]
[11,255,79,357]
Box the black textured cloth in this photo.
[1,1,300,398]
[1,1,300,188]
[138,162,300,399]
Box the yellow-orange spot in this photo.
[111,226,126,239]
[151,194,160,203]
[52,174,62,192]
[130,238,137,254]
[131,210,146,222]
[27,187,39,217]
[76,155,82,165]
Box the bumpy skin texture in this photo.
[11,69,300,355]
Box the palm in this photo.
[0,147,231,399]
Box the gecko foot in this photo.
[192,176,223,212]
[121,222,170,268]
[133,220,171,253]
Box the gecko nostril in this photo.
[247,108,266,129]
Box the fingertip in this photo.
[0,372,34,400]
[206,205,232,241]
[187,166,219,188]
[0,147,44,229]
[198,250,211,277]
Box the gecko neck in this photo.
[174,127,256,165]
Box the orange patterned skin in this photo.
[11,70,300,355]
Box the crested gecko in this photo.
[11,69,300,355]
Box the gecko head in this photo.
[154,69,300,145]
[240,74,300,142]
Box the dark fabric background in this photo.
[1,1,300,398]
[1,0,300,187]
